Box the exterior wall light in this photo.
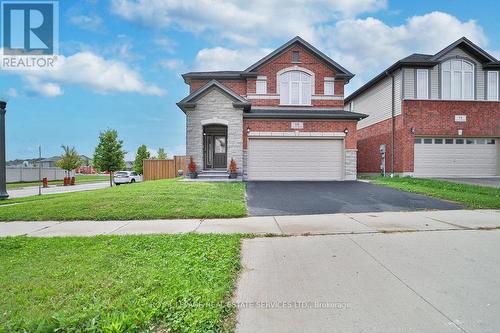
[410,127,415,134]
[246,127,251,134]
[343,128,349,135]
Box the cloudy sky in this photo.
[1,0,499,160]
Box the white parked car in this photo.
[113,171,142,185]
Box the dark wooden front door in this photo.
[203,128,227,169]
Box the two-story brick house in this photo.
[346,37,500,177]
[177,37,367,180]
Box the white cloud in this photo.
[5,88,19,98]
[159,58,186,72]
[319,11,487,92]
[193,47,272,71]
[154,37,176,53]
[8,52,165,97]
[68,14,105,32]
[111,0,387,45]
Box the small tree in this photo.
[93,129,126,186]
[134,144,150,174]
[56,145,82,178]
[157,147,167,160]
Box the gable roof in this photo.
[345,37,499,103]
[176,80,251,112]
[182,36,354,83]
[430,37,497,62]
[244,36,354,79]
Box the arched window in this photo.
[279,70,312,105]
[441,59,474,100]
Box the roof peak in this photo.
[244,36,354,79]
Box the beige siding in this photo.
[355,75,393,129]
[403,67,415,99]
[430,64,439,99]
[394,69,402,115]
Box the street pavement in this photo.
[6,182,110,199]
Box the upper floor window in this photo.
[324,77,335,95]
[416,69,428,99]
[441,59,474,100]
[256,76,267,94]
[292,51,300,63]
[279,70,312,105]
[487,71,498,101]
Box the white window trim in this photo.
[324,77,335,96]
[441,59,475,100]
[487,71,499,101]
[416,69,429,99]
[276,66,315,106]
[256,75,267,95]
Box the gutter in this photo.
[390,71,396,177]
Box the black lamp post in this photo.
[0,100,8,199]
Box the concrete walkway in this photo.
[6,182,110,199]
[236,229,500,332]
[1,209,499,237]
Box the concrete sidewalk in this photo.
[0,209,499,237]
[235,230,500,332]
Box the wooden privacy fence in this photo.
[143,156,186,181]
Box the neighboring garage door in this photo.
[414,137,498,177]
[248,138,343,180]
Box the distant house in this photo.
[125,161,134,171]
[37,156,60,168]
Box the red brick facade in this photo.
[357,100,500,174]
[243,119,358,149]
[188,44,346,108]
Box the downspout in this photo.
[390,71,396,178]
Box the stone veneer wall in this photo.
[186,88,243,173]
[344,149,357,180]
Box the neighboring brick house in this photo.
[345,37,500,177]
[177,37,367,180]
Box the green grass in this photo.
[0,234,242,332]
[7,175,109,189]
[0,179,246,221]
[366,176,500,209]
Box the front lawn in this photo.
[366,176,500,209]
[0,234,242,332]
[7,175,109,189]
[0,179,247,221]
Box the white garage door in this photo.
[414,137,498,177]
[248,138,343,181]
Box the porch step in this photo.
[198,171,230,179]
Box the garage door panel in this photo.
[248,138,343,181]
[414,138,497,177]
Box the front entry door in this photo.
[213,136,227,168]
[204,135,227,169]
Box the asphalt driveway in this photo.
[246,181,463,216]
[236,229,500,332]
